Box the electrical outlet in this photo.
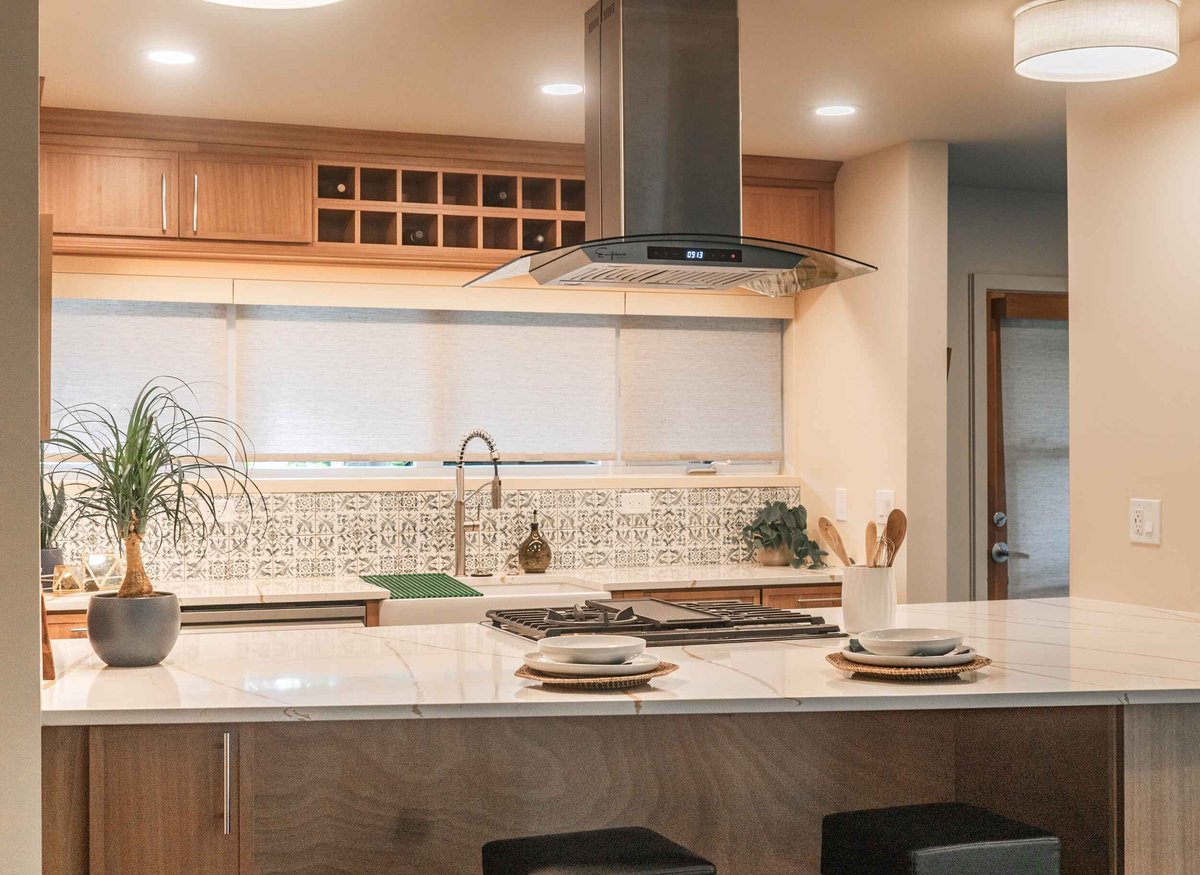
[1130,498,1162,545]
[875,489,895,524]
[618,492,652,515]
[835,488,848,522]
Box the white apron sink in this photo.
[377,576,610,626]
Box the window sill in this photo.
[247,474,803,493]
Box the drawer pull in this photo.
[161,172,167,232]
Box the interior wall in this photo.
[946,185,1068,600]
[0,0,44,869]
[1067,39,1200,611]
[793,140,948,603]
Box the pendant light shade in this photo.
[1014,0,1180,82]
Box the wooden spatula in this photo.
[818,517,853,566]
[884,509,907,567]
[865,521,879,568]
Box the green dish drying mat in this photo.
[361,573,484,599]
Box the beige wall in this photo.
[1067,41,1200,611]
[0,0,44,869]
[946,186,1068,600]
[792,140,948,603]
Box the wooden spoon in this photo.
[883,509,907,567]
[865,521,878,568]
[818,517,853,566]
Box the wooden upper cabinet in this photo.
[182,154,312,242]
[742,185,833,251]
[40,144,178,237]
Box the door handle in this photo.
[221,730,231,836]
[192,173,199,234]
[991,542,1030,564]
[161,172,167,233]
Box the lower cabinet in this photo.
[84,724,238,874]
[44,611,88,640]
[612,584,841,608]
[760,585,842,610]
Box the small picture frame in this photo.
[81,551,123,590]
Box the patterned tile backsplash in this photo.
[58,486,800,581]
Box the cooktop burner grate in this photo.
[485,598,846,646]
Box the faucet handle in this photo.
[463,522,481,534]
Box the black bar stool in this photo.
[821,802,1060,874]
[482,826,716,874]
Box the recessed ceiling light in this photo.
[1013,0,1179,82]
[541,83,584,96]
[202,0,343,7]
[813,105,858,117]
[145,50,196,65]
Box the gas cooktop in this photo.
[484,597,846,646]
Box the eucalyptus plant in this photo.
[741,500,827,569]
[44,378,264,598]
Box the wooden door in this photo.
[183,154,312,242]
[89,724,239,874]
[742,185,833,250]
[40,145,178,237]
[986,291,1069,600]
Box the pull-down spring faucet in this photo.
[453,429,502,576]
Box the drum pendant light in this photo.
[1014,0,1180,82]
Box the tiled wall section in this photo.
[59,486,801,580]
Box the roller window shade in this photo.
[619,316,784,461]
[50,299,230,426]
[235,306,619,460]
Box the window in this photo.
[51,298,784,473]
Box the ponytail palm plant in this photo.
[45,379,263,598]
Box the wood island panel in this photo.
[1124,703,1200,874]
[242,712,958,874]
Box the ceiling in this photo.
[39,0,1200,192]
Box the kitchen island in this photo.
[42,597,1200,874]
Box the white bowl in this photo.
[537,634,646,665]
[857,628,963,657]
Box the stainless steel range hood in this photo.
[468,0,875,297]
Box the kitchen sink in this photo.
[376,576,610,626]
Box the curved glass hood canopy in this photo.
[466,233,876,297]
[468,0,877,298]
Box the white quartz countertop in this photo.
[43,565,838,613]
[43,576,391,612]
[42,597,1200,726]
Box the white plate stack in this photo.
[523,634,661,677]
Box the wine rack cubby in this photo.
[314,162,585,255]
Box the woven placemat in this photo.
[361,573,483,599]
[826,651,992,679]
[515,661,679,691]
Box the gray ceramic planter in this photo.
[87,592,181,667]
[40,547,65,582]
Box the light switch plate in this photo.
[1130,498,1161,545]
[835,488,848,522]
[618,492,652,515]
[875,489,896,525]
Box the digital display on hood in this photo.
[646,246,743,263]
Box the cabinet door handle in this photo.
[192,173,199,234]
[796,597,840,606]
[221,730,232,836]
[161,172,167,233]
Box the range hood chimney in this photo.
[469,0,875,297]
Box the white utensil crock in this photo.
[840,566,896,634]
